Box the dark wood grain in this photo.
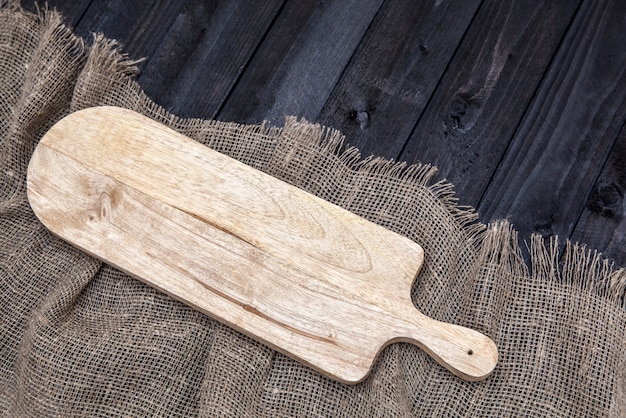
[316,0,481,159]
[217,0,383,126]
[63,0,284,119]
[73,0,188,62]
[571,124,626,265]
[138,0,284,118]
[477,0,626,246]
[399,0,579,207]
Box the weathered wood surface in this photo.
[399,0,580,207]
[317,0,482,158]
[31,1,626,261]
[137,0,283,118]
[571,125,626,264]
[477,0,626,262]
[72,0,187,63]
[218,0,383,125]
[24,0,91,27]
[27,106,498,383]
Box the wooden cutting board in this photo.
[26,106,497,384]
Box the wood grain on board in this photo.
[27,107,498,383]
[218,0,383,126]
[317,0,481,159]
[399,0,580,207]
[477,0,626,247]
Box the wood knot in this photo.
[97,187,121,221]
[449,98,467,117]
[588,181,623,218]
[446,96,470,132]
[349,109,370,130]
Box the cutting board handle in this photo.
[392,306,498,381]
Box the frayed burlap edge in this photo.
[484,221,626,309]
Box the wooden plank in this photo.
[217,0,383,126]
[23,0,93,28]
[27,106,498,383]
[137,0,283,118]
[73,0,187,62]
[34,0,283,119]
[399,0,580,207]
[316,0,482,158]
[570,124,626,266]
[477,0,626,245]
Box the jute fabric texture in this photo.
[1,4,625,416]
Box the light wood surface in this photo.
[26,106,497,383]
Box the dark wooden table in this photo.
[25,0,626,265]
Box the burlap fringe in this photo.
[33,8,84,68]
[541,237,626,308]
[486,221,626,309]
[1,0,71,47]
[481,221,529,276]
[0,1,84,64]
[86,34,142,76]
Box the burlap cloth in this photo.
[1,4,625,416]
